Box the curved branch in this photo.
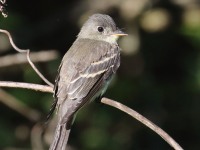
[101,97,184,150]
[0,29,54,87]
[0,29,27,53]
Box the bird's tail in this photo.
[49,123,71,150]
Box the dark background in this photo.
[0,0,200,149]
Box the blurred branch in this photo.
[0,50,59,68]
[31,123,45,150]
[0,81,184,150]
[0,88,41,122]
[101,97,184,150]
[0,29,53,87]
[0,0,6,3]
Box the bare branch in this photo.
[0,29,54,87]
[0,50,59,68]
[0,81,53,93]
[27,50,54,87]
[101,97,184,150]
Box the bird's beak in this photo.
[111,30,128,36]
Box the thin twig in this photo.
[0,29,54,87]
[0,81,53,93]
[101,97,184,150]
[0,29,27,52]
[27,50,54,87]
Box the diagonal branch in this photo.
[27,50,54,87]
[0,89,41,122]
[101,97,184,150]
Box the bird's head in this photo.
[78,14,127,44]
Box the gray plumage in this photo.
[49,14,126,150]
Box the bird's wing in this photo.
[48,39,120,122]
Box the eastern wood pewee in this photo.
[49,14,127,150]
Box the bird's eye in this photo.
[97,26,104,32]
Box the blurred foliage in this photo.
[0,0,200,150]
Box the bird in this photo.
[48,13,127,150]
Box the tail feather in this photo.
[49,123,71,150]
